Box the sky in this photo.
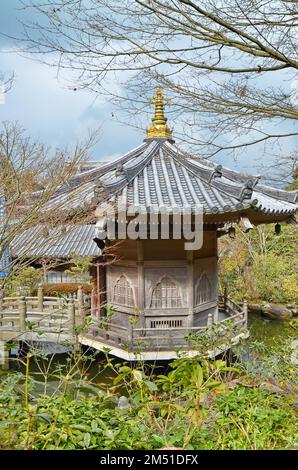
[0,0,141,161]
[0,0,297,176]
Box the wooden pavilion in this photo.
[36,88,298,359]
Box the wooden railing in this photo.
[85,296,248,352]
[218,293,244,316]
[0,285,89,341]
[0,288,248,354]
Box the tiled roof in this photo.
[11,224,101,258]
[48,139,297,218]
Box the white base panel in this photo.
[79,332,249,361]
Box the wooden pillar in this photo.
[91,287,95,318]
[214,230,219,323]
[0,341,9,370]
[187,250,194,327]
[37,284,44,312]
[96,262,100,314]
[19,297,27,333]
[137,240,145,327]
[137,241,144,308]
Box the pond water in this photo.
[248,313,296,346]
[1,314,296,395]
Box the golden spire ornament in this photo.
[146,87,173,140]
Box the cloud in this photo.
[0,1,296,177]
[0,48,142,160]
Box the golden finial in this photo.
[146,87,173,140]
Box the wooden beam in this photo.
[137,240,144,313]
[187,250,194,327]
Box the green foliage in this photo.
[219,224,298,303]
[206,386,297,450]
[249,253,296,302]
[9,266,41,296]
[0,348,297,450]
[64,253,93,284]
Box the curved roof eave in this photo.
[45,138,298,220]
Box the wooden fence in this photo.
[0,285,89,341]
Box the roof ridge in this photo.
[100,140,160,196]
[164,143,252,203]
[57,142,149,194]
[165,141,297,204]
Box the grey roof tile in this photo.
[11,224,101,259]
[47,139,297,217]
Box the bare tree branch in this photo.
[17,0,298,163]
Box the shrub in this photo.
[9,266,41,296]
[0,355,297,450]
[36,283,93,296]
[219,223,297,304]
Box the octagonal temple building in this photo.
[48,88,297,360]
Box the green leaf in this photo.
[152,434,164,445]
[91,420,99,432]
[193,365,203,387]
[113,373,126,385]
[83,432,91,448]
[118,366,132,374]
[70,424,90,432]
[132,370,143,383]
[145,380,158,392]
[37,413,52,424]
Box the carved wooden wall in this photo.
[105,231,218,328]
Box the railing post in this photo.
[0,340,9,370]
[90,287,95,318]
[58,297,64,310]
[19,297,27,333]
[207,313,213,326]
[68,299,76,335]
[37,283,44,312]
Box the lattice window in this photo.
[150,319,182,329]
[195,273,212,305]
[113,274,134,307]
[150,276,182,308]
[47,271,62,283]
[46,271,90,284]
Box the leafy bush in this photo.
[204,387,297,450]
[37,283,93,296]
[0,354,297,450]
[64,253,93,284]
[248,253,294,302]
[9,266,41,296]
[219,223,298,304]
